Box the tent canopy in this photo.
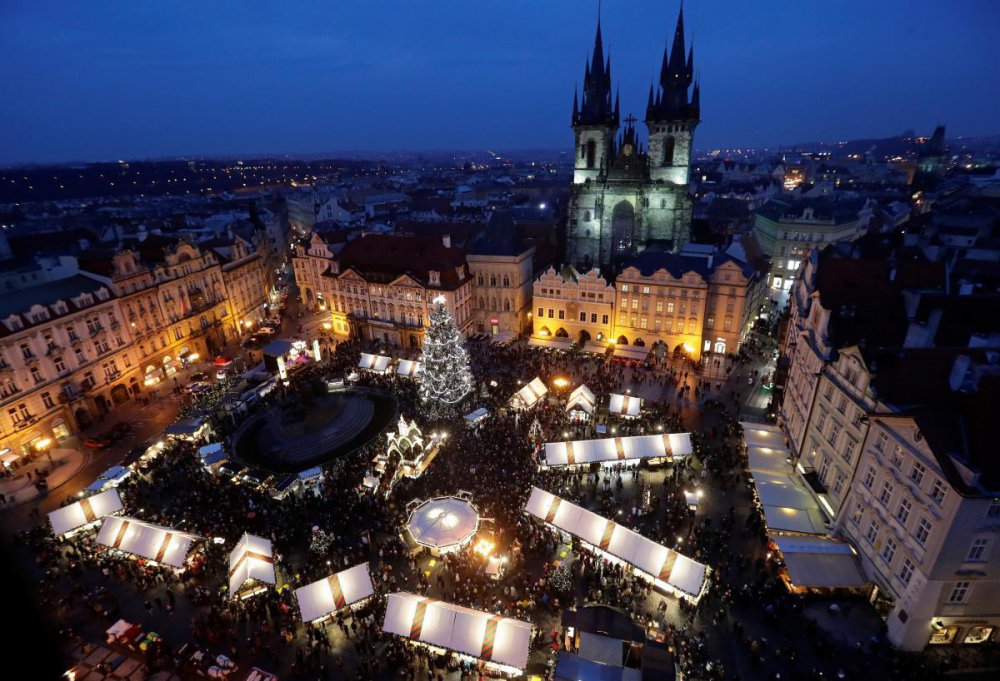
[566,385,596,414]
[524,487,707,600]
[741,422,787,449]
[295,563,374,622]
[406,496,479,551]
[613,345,648,361]
[262,338,295,357]
[49,488,123,536]
[746,445,791,475]
[228,533,275,594]
[397,359,422,377]
[464,407,488,423]
[511,377,548,409]
[774,536,867,588]
[581,341,611,355]
[358,353,391,373]
[96,515,197,569]
[543,433,693,467]
[198,443,223,458]
[608,393,642,417]
[383,592,532,671]
[528,336,573,351]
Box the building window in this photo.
[878,481,893,506]
[656,300,664,313]
[874,431,887,452]
[591,313,597,323]
[667,302,674,313]
[833,472,846,496]
[948,581,971,604]
[548,309,554,319]
[537,307,543,318]
[909,462,926,486]
[863,466,876,490]
[837,396,848,414]
[579,312,587,322]
[816,411,827,433]
[891,445,904,468]
[824,384,834,401]
[828,425,840,447]
[896,498,912,526]
[640,317,648,329]
[881,537,897,564]
[865,519,879,544]
[930,479,947,505]
[966,538,990,563]
[41,392,54,409]
[843,440,855,464]
[601,315,609,325]
[851,502,864,525]
[631,298,639,310]
[898,558,914,586]
[915,517,932,545]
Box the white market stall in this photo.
[406,495,480,555]
[524,487,708,602]
[383,592,532,675]
[745,445,791,475]
[608,393,642,418]
[565,385,596,420]
[229,533,276,598]
[49,488,123,536]
[542,433,693,468]
[294,563,375,623]
[613,345,649,362]
[772,536,867,591]
[96,516,199,569]
[581,341,610,355]
[742,422,787,450]
[164,417,213,442]
[396,359,422,378]
[527,335,573,351]
[358,353,391,374]
[510,377,548,410]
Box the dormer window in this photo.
[429,271,440,286]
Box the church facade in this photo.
[565,8,700,270]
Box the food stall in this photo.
[48,488,123,537]
[396,359,422,378]
[96,516,200,570]
[228,533,276,599]
[294,562,375,624]
[607,393,642,419]
[565,385,596,422]
[357,352,391,374]
[541,433,693,468]
[510,377,547,410]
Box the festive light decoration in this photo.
[419,296,473,408]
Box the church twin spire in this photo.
[572,17,618,127]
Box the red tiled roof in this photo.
[336,235,469,289]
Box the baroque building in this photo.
[565,8,700,270]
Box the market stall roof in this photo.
[396,359,422,377]
[760,504,828,535]
[746,445,792,475]
[543,433,693,467]
[262,339,295,357]
[566,385,596,414]
[96,516,198,569]
[755,476,820,510]
[294,563,375,623]
[358,353,391,373]
[741,422,787,449]
[464,407,488,424]
[406,496,479,551]
[85,465,132,493]
[201,451,229,467]
[383,592,532,672]
[165,418,206,437]
[579,631,625,666]
[773,536,867,588]
[49,488,123,536]
[554,653,638,681]
[524,487,708,600]
[228,533,276,594]
[528,335,573,351]
[511,377,548,410]
[198,443,223,458]
[608,393,642,417]
[298,466,323,482]
[490,330,515,345]
[582,341,611,355]
[613,345,649,361]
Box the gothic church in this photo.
[566,7,700,270]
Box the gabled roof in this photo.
[336,234,469,289]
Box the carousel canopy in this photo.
[228,533,275,594]
[511,377,548,410]
[49,488,123,536]
[566,385,596,414]
[396,359,422,377]
[543,433,693,467]
[295,563,375,622]
[773,536,867,589]
[96,515,198,569]
[608,393,642,417]
[383,592,532,671]
[358,353,391,373]
[524,487,708,600]
[406,496,479,551]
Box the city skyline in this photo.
[2,0,999,164]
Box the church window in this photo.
[584,210,591,221]
[660,198,666,209]
[662,136,675,166]
[586,140,597,169]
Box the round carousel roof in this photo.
[406,496,479,550]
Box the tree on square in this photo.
[419,295,473,411]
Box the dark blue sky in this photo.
[2,0,998,164]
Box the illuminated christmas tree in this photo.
[419,296,473,410]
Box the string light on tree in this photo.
[419,295,473,410]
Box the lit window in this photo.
[878,481,893,506]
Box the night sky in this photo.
[2,0,998,164]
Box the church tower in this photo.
[646,6,700,185]
[572,19,619,185]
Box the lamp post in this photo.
[35,436,54,468]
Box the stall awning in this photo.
[746,444,792,475]
[613,345,649,361]
[97,516,198,569]
[198,443,223,458]
[383,592,532,671]
[578,632,625,666]
[608,393,642,417]
[49,488,123,536]
[262,339,295,357]
[85,465,132,493]
[165,418,205,437]
[358,353,391,373]
[773,536,867,588]
[511,377,548,409]
[524,487,708,600]
[397,359,422,377]
[228,533,275,594]
[760,504,828,535]
[490,331,515,345]
[295,563,374,622]
[741,422,787,449]
[543,433,693,467]
[528,335,573,351]
[566,385,596,414]
[582,341,611,355]
[464,407,488,423]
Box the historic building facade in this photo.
[565,10,700,270]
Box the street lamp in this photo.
[35,436,54,467]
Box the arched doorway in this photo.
[555,328,569,338]
[111,384,129,405]
[616,335,629,346]
[651,340,668,357]
[714,340,727,354]
[95,395,110,415]
[539,326,552,336]
[633,338,646,347]
[75,408,92,430]
[672,344,687,359]
[578,329,592,343]
[611,201,635,258]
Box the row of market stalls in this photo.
[527,336,652,362]
[511,377,646,422]
[740,422,868,593]
[524,486,709,603]
[541,432,693,468]
[357,352,423,377]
